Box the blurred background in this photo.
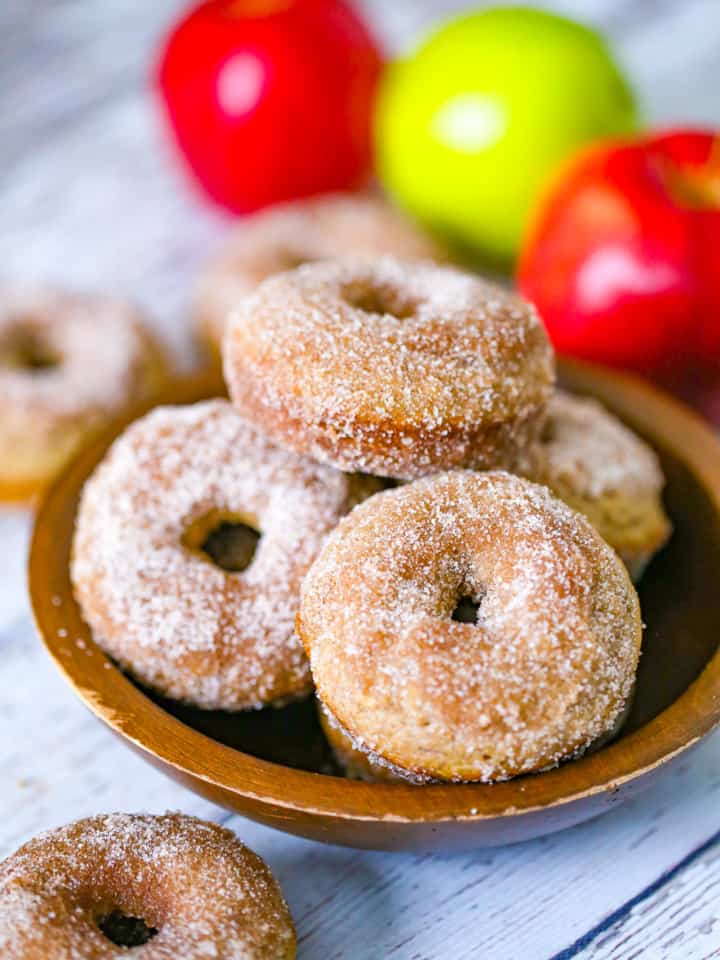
[2,0,718,366]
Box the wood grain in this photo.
[2,622,720,958]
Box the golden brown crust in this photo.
[299,471,642,783]
[319,689,635,783]
[0,288,168,504]
[72,400,381,711]
[318,700,423,783]
[524,391,671,579]
[196,193,449,358]
[224,258,555,479]
[0,813,296,959]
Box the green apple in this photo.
[375,6,638,265]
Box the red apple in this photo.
[156,0,383,212]
[518,129,720,380]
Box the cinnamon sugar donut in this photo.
[526,391,671,580]
[298,471,641,783]
[72,399,378,710]
[0,813,295,959]
[196,193,448,357]
[224,258,555,479]
[318,684,636,783]
[0,287,167,503]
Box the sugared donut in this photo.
[298,471,641,783]
[72,399,379,711]
[196,193,448,357]
[526,391,671,580]
[317,684,636,783]
[0,813,295,959]
[224,258,555,479]
[0,287,167,503]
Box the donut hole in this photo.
[98,911,158,948]
[375,476,401,490]
[451,594,482,624]
[342,281,419,320]
[0,327,60,371]
[183,510,261,573]
[203,521,260,572]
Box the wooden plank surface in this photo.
[2,2,720,957]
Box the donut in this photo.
[526,391,671,580]
[0,287,167,503]
[72,399,379,711]
[196,193,448,358]
[317,700,407,782]
[298,471,642,783]
[318,684,637,783]
[0,813,295,959]
[224,258,555,480]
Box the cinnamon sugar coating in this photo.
[0,813,296,959]
[298,471,641,783]
[0,287,167,502]
[319,686,636,784]
[223,258,555,480]
[525,391,671,580]
[196,193,448,357]
[72,400,378,711]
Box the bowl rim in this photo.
[28,359,720,825]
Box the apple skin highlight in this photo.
[518,129,720,381]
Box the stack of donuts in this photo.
[69,192,670,786]
[1,194,672,957]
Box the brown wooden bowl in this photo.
[29,360,720,852]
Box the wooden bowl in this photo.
[29,361,720,852]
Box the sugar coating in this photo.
[72,400,377,711]
[298,471,642,783]
[223,257,555,479]
[319,679,636,784]
[0,813,296,959]
[525,391,671,578]
[197,193,448,352]
[532,391,665,500]
[0,287,166,489]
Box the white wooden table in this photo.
[2,2,720,957]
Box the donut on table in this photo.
[298,471,642,783]
[0,813,296,959]
[524,391,671,581]
[196,192,448,358]
[72,399,379,711]
[0,287,167,504]
[224,258,555,480]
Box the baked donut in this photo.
[72,399,378,711]
[318,684,637,783]
[0,287,167,503]
[196,193,448,358]
[0,813,295,959]
[526,391,671,580]
[298,471,642,783]
[224,258,555,479]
